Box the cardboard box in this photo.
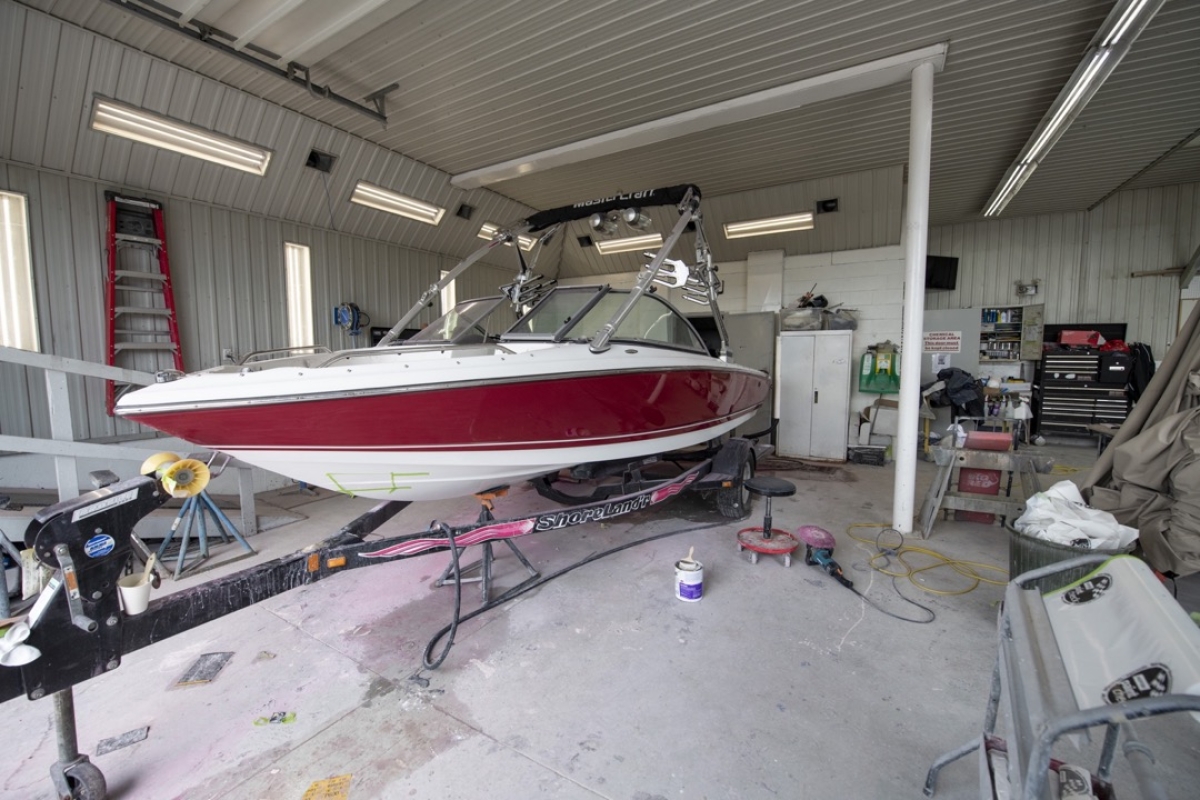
[857,419,873,446]
[870,398,900,436]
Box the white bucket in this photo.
[117,574,152,615]
[675,559,704,602]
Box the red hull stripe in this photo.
[124,370,769,450]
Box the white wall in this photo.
[560,244,905,424]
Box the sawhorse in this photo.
[917,447,1054,539]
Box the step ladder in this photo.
[104,193,183,414]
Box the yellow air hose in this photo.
[846,523,1008,596]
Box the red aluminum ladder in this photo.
[104,193,184,414]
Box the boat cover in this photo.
[1082,301,1200,576]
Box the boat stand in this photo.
[435,488,540,603]
[155,490,255,579]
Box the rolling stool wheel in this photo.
[736,476,799,566]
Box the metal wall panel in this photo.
[926,212,1085,328]
[927,181,1200,358]
[0,3,24,162]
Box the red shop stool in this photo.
[736,476,799,566]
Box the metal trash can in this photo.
[1006,522,1136,592]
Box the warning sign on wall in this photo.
[923,331,962,353]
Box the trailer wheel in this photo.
[65,762,106,800]
[716,451,754,519]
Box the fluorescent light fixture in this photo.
[594,233,664,255]
[350,181,446,225]
[983,162,1038,218]
[723,213,814,239]
[1023,49,1111,164]
[478,222,536,251]
[981,0,1164,217]
[90,98,271,176]
[1102,0,1152,46]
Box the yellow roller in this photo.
[159,458,210,498]
[140,451,182,476]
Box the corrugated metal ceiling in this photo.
[13,0,1200,256]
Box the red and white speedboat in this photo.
[115,185,769,501]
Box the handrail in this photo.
[315,342,515,368]
[238,345,332,365]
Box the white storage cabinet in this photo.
[777,330,852,460]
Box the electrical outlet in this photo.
[222,348,234,362]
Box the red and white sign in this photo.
[923,331,962,353]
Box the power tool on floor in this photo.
[796,525,853,589]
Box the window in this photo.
[0,191,39,351]
[284,242,313,348]
[440,270,456,315]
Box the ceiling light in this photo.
[981,0,1164,217]
[983,162,1038,218]
[91,98,272,176]
[722,213,814,239]
[478,222,536,251]
[350,181,445,225]
[594,233,664,255]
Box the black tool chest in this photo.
[1034,349,1130,436]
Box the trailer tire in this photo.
[716,451,754,519]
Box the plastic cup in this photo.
[117,574,152,615]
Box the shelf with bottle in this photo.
[980,305,1036,362]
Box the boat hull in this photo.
[119,365,768,501]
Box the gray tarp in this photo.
[1082,301,1200,576]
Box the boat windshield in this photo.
[505,287,705,352]
[402,297,512,345]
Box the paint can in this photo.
[675,558,704,602]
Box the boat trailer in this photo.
[0,437,762,799]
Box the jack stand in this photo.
[49,688,107,800]
[435,488,539,603]
[155,491,255,579]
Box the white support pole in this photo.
[892,60,935,533]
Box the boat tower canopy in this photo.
[375,183,731,359]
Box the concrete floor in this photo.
[2,441,1198,799]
